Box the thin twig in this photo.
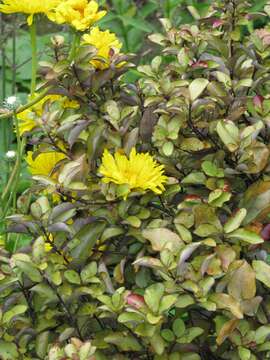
[0,86,52,120]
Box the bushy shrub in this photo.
[2,0,270,359]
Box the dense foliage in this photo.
[2,0,270,359]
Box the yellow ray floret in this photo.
[26,151,66,178]
[0,0,60,25]
[49,0,106,31]
[82,26,122,69]
[99,148,167,198]
[17,94,79,135]
[17,109,37,135]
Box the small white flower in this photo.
[3,96,21,110]
[6,96,18,106]
[6,150,16,159]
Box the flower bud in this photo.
[3,96,21,111]
[51,35,65,47]
[125,292,145,309]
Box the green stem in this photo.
[0,14,8,184]
[0,86,52,120]
[1,113,25,207]
[1,139,25,219]
[121,23,129,52]
[30,18,37,95]
[68,31,79,62]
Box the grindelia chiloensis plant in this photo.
[2,0,270,359]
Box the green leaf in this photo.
[238,346,251,360]
[227,229,264,245]
[159,294,178,313]
[194,224,219,237]
[227,261,256,300]
[224,209,247,233]
[142,227,183,252]
[14,259,42,282]
[255,325,270,345]
[49,203,76,223]
[125,216,141,228]
[3,305,27,323]
[161,329,175,342]
[210,293,243,319]
[175,295,195,308]
[30,284,58,302]
[150,332,165,355]
[253,260,270,288]
[0,341,19,359]
[216,120,239,152]
[162,141,174,156]
[180,354,201,360]
[213,71,232,88]
[104,332,142,351]
[118,312,144,324]
[240,181,270,225]
[202,161,224,178]
[174,224,192,243]
[173,318,186,338]
[81,262,98,284]
[64,270,81,285]
[189,78,209,101]
[70,222,106,261]
[177,327,204,343]
[182,172,206,185]
[146,313,163,324]
[105,100,120,122]
[144,283,164,313]
[208,189,231,207]
[234,79,253,91]
[36,331,50,359]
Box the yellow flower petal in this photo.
[82,26,122,70]
[99,148,167,198]
[49,0,106,31]
[27,13,33,26]
[0,0,61,23]
[26,151,66,178]
[17,93,79,136]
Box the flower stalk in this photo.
[0,86,52,120]
[1,112,25,211]
[68,31,80,62]
[0,14,8,183]
[30,17,37,95]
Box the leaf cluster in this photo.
[2,1,270,359]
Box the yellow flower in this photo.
[44,234,54,252]
[17,109,37,135]
[0,0,60,25]
[82,27,122,69]
[28,93,79,117]
[18,94,80,135]
[49,0,106,31]
[62,98,80,109]
[99,148,167,198]
[26,151,66,178]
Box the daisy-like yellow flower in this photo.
[49,0,106,31]
[17,109,37,135]
[18,94,80,135]
[82,27,122,69]
[26,151,66,178]
[99,148,167,199]
[0,0,60,26]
